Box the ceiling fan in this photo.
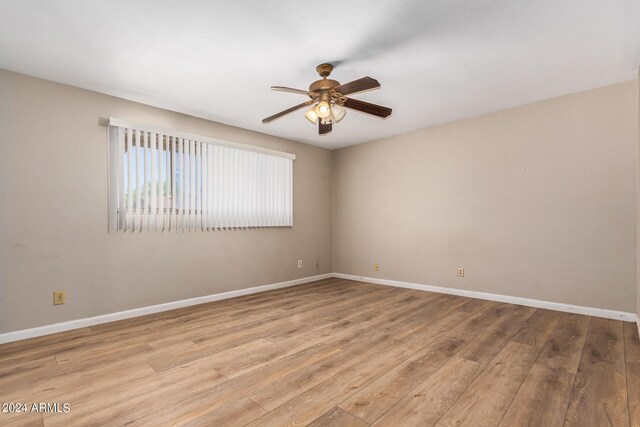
[262,63,392,135]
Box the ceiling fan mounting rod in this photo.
[316,63,333,78]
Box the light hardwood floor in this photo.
[1,278,639,426]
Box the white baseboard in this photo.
[333,273,637,322]
[0,273,333,344]
[1,271,636,345]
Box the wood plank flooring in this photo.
[1,278,639,426]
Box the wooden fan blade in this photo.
[319,121,332,135]
[342,97,392,118]
[271,86,311,95]
[262,100,315,123]
[334,77,380,96]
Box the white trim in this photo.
[0,273,332,344]
[333,273,637,322]
[107,117,295,160]
[2,272,635,345]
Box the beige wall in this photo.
[333,80,638,312]
[0,70,333,333]
[1,70,638,334]
[637,69,640,322]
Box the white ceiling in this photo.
[1,1,639,149]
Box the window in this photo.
[108,118,294,232]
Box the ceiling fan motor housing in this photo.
[309,79,340,94]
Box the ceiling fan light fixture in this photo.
[330,104,346,122]
[315,100,331,119]
[305,108,318,124]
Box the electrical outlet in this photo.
[53,290,66,305]
[298,260,303,268]
[457,267,464,277]
[373,262,380,271]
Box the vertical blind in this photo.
[108,118,294,232]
